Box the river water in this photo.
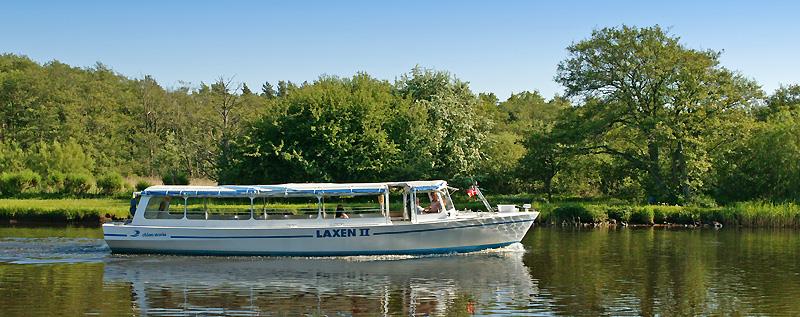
[0,225,798,316]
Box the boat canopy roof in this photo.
[141,180,448,198]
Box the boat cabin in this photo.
[129,180,460,227]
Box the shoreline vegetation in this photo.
[1,197,798,228]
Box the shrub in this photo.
[97,172,125,195]
[532,202,556,223]
[135,180,153,192]
[63,173,94,195]
[630,207,654,225]
[552,204,607,223]
[670,207,700,224]
[583,205,609,223]
[652,206,683,224]
[0,170,41,196]
[46,172,66,193]
[161,171,189,185]
[606,206,631,222]
[686,195,718,208]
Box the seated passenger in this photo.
[415,198,425,214]
[158,197,171,211]
[335,204,349,219]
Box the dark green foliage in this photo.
[135,180,153,192]
[0,170,41,196]
[161,171,189,185]
[63,174,93,195]
[97,172,125,194]
[715,110,800,203]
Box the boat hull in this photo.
[103,212,537,256]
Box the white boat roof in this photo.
[141,180,447,197]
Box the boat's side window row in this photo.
[142,196,321,220]
[141,194,393,220]
[143,197,253,220]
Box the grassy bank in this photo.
[0,199,129,223]
[528,201,800,228]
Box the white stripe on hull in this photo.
[103,213,537,256]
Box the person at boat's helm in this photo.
[335,204,349,219]
[428,193,442,214]
[416,193,441,214]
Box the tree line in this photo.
[1,25,798,204]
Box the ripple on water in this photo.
[0,236,109,264]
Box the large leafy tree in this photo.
[395,67,492,182]
[556,25,760,203]
[223,74,403,183]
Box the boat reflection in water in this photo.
[103,244,550,316]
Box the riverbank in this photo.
[0,199,129,223]
[527,201,800,228]
[1,198,799,228]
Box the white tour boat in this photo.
[102,180,538,256]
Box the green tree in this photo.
[555,25,761,203]
[261,81,277,99]
[757,84,800,120]
[25,139,95,177]
[518,122,566,201]
[224,74,402,183]
[396,67,492,182]
[241,83,253,95]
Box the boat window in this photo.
[254,196,320,220]
[324,195,386,219]
[204,197,252,220]
[413,191,446,214]
[143,196,184,219]
[185,197,208,220]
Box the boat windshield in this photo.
[412,189,452,214]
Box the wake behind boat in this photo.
[102,180,538,256]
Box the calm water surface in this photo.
[0,225,798,316]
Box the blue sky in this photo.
[2,0,798,99]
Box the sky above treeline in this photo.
[2,0,797,99]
